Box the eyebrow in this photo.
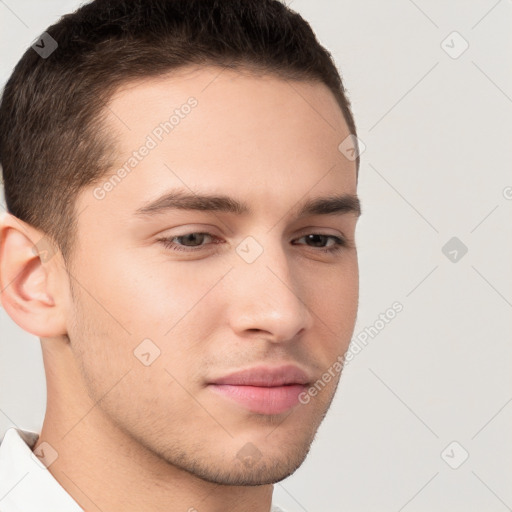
[134,189,361,219]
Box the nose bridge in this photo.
[227,233,313,340]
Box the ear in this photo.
[0,212,68,338]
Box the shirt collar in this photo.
[0,427,84,512]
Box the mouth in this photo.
[207,364,311,415]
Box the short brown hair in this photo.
[0,0,359,266]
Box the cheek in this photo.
[100,250,230,337]
[67,260,222,399]
[68,293,130,383]
[67,292,208,439]
[307,258,358,327]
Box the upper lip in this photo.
[209,364,311,387]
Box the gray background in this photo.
[1,1,511,511]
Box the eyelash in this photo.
[156,232,348,254]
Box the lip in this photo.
[207,364,311,415]
[209,364,311,387]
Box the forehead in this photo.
[77,66,356,225]
[107,64,347,131]
[105,65,352,163]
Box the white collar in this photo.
[0,427,84,512]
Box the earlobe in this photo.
[0,213,68,338]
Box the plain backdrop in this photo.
[1,1,511,511]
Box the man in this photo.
[0,0,362,510]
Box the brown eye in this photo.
[293,234,347,253]
[157,232,220,252]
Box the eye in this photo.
[157,232,221,252]
[157,232,348,254]
[292,234,347,254]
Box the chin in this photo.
[171,438,314,487]
[192,454,309,486]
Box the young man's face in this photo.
[63,66,359,485]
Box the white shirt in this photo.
[0,427,288,512]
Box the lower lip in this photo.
[208,383,308,415]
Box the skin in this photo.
[0,65,360,512]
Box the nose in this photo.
[225,236,314,344]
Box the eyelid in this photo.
[155,222,346,239]
[156,230,351,254]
